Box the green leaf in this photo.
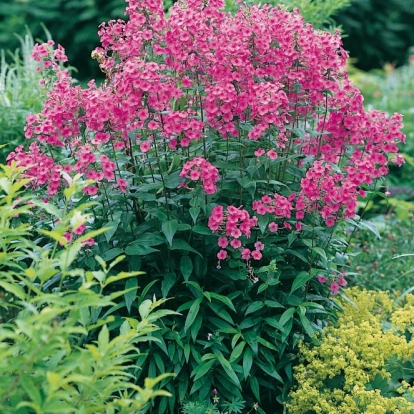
[311,246,327,262]
[245,301,264,315]
[191,225,212,235]
[257,336,278,352]
[230,341,246,363]
[20,374,42,406]
[171,239,202,257]
[297,306,315,337]
[59,243,82,271]
[184,297,203,332]
[0,281,26,300]
[139,299,152,319]
[164,170,181,189]
[217,354,241,388]
[264,317,284,331]
[290,271,313,294]
[255,360,283,383]
[102,247,124,261]
[209,292,236,312]
[189,206,200,224]
[279,307,296,327]
[193,359,216,381]
[125,243,159,255]
[286,248,309,263]
[98,324,109,351]
[243,346,253,380]
[180,256,193,281]
[162,219,178,246]
[249,376,260,401]
[124,277,138,314]
[103,221,119,243]
[161,272,177,297]
[257,214,269,234]
[264,299,284,308]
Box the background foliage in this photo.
[0,31,44,163]
[335,0,414,70]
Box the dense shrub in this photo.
[6,0,405,411]
[0,164,174,413]
[287,287,414,413]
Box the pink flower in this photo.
[218,237,229,248]
[295,222,302,231]
[217,249,228,260]
[241,249,251,260]
[147,120,159,130]
[83,185,98,196]
[316,275,328,284]
[180,157,219,195]
[268,222,278,232]
[267,150,278,160]
[330,281,340,294]
[254,241,264,251]
[182,77,192,87]
[74,224,86,235]
[117,178,128,193]
[254,148,265,157]
[230,239,242,249]
[140,141,151,153]
[338,274,347,287]
[251,250,262,260]
[81,238,95,247]
[60,232,73,246]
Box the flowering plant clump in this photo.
[6,0,405,411]
[287,288,414,414]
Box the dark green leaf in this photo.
[290,271,313,294]
[171,239,203,257]
[162,219,178,246]
[180,256,193,281]
[184,297,203,332]
[125,243,159,256]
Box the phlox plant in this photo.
[6,0,405,412]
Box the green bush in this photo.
[0,163,174,413]
[287,287,414,414]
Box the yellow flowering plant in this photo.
[286,287,414,414]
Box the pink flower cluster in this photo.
[252,193,294,218]
[317,272,347,295]
[208,205,262,262]
[6,0,405,241]
[179,157,219,194]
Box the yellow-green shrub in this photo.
[286,287,414,414]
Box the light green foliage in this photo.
[287,287,414,414]
[0,164,174,413]
[0,32,44,163]
[225,0,353,28]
